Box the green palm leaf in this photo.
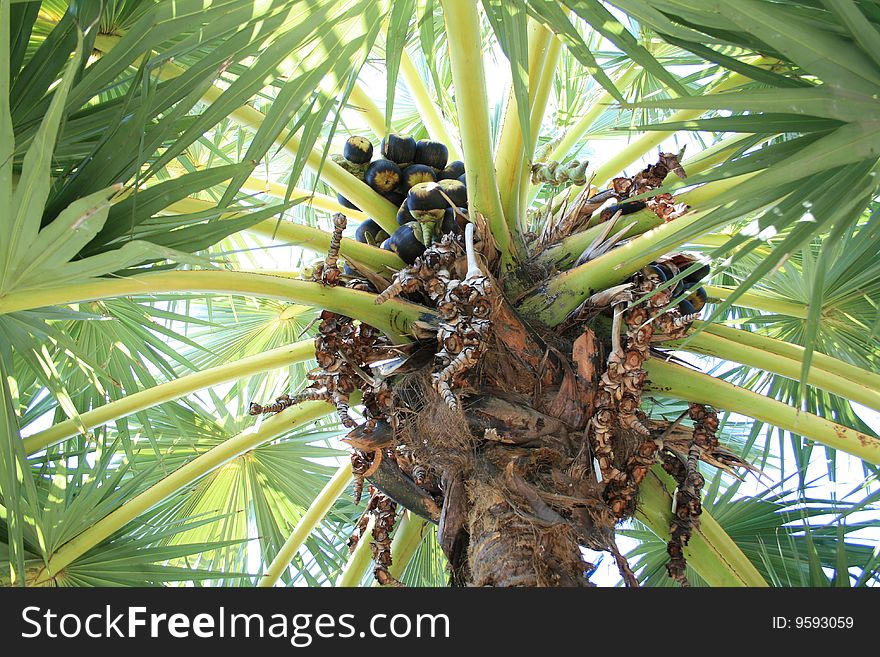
[3,0,878,589]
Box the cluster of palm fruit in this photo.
[334,133,469,264]
[645,255,710,317]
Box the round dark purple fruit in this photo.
[380,133,417,164]
[683,264,711,287]
[642,264,669,283]
[437,179,467,208]
[365,159,403,194]
[401,164,437,190]
[656,262,676,282]
[605,200,647,216]
[388,222,427,264]
[397,204,416,226]
[672,281,686,300]
[414,139,449,169]
[437,160,465,181]
[383,190,405,207]
[406,182,446,214]
[678,299,696,316]
[439,207,466,235]
[337,193,360,211]
[687,287,708,313]
[355,219,389,246]
[343,136,373,164]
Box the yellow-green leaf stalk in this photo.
[336,517,375,587]
[495,20,553,232]
[521,208,713,324]
[688,232,772,256]
[527,66,640,205]
[536,165,759,271]
[536,210,664,271]
[676,133,770,179]
[248,219,405,273]
[399,50,462,160]
[349,83,389,141]
[440,0,520,271]
[30,401,334,585]
[544,78,766,216]
[637,471,768,587]
[24,341,316,455]
[528,68,638,204]
[515,32,562,224]
[672,326,880,413]
[204,93,399,234]
[589,70,756,188]
[644,358,880,464]
[257,463,353,587]
[702,322,880,391]
[704,285,809,319]
[0,270,434,341]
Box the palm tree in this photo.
[1,0,878,587]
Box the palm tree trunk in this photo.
[424,390,598,587]
[393,292,605,586]
[466,467,590,587]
